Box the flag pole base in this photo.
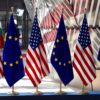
[33,86,43,95]
[8,86,19,95]
[33,91,43,95]
[79,90,89,95]
[8,91,19,96]
[56,90,66,94]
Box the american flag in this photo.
[25,13,50,87]
[72,14,96,86]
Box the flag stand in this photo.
[12,86,15,94]
[33,86,42,95]
[11,85,19,95]
[56,81,66,94]
[79,84,88,95]
[91,83,93,91]
[8,85,18,95]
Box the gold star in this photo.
[52,52,55,55]
[63,63,66,66]
[9,36,12,39]
[20,55,23,59]
[61,36,64,40]
[15,37,18,41]
[54,58,58,62]
[15,61,19,64]
[56,39,59,43]
[3,61,7,65]
[53,45,56,48]
[59,62,61,65]
[10,63,13,67]
[68,61,71,64]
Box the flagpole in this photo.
[91,83,93,91]
[80,84,86,94]
[36,86,39,95]
[57,81,65,94]
[59,81,62,93]
[12,86,15,95]
[35,86,42,95]
[82,84,85,93]
[80,84,89,94]
[11,6,14,15]
[10,7,18,95]
[11,7,15,95]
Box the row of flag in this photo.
[0,11,99,88]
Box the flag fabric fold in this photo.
[97,49,100,61]
[25,13,50,87]
[50,14,74,85]
[2,15,25,87]
[0,28,4,78]
[0,28,4,48]
[0,56,3,78]
[72,14,96,86]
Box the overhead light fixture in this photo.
[17,9,24,16]
[0,21,2,28]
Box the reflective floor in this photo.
[0,70,100,95]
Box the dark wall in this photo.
[0,0,29,50]
[0,0,25,11]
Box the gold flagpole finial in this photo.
[11,6,14,14]
[62,8,64,14]
[84,8,87,14]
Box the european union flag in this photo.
[51,14,74,85]
[2,15,25,87]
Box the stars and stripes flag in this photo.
[72,14,96,86]
[25,13,50,87]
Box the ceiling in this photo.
[0,0,25,12]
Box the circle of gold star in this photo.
[20,55,23,59]
[15,61,19,64]
[56,39,59,43]
[3,61,7,65]
[9,36,12,39]
[53,45,56,49]
[61,36,64,40]
[68,61,71,64]
[63,63,66,66]
[59,62,61,65]
[10,63,13,67]
[15,37,18,41]
[54,58,58,62]
[52,52,55,55]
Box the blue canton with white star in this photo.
[78,14,91,49]
[29,14,42,49]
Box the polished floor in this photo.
[0,69,100,94]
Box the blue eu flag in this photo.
[51,14,74,85]
[2,15,25,87]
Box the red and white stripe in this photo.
[43,29,57,43]
[0,57,3,78]
[72,42,96,86]
[25,43,50,87]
